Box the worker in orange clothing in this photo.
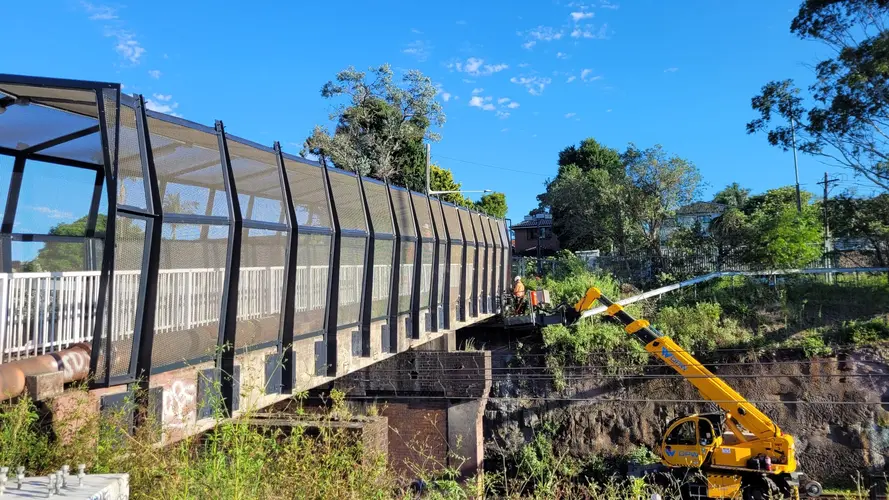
[512,276,526,314]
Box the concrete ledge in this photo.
[25,371,64,401]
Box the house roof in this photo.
[677,202,726,216]
[511,217,553,229]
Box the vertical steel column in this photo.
[428,197,441,332]
[458,209,468,322]
[477,213,489,314]
[409,194,422,339]
[437,200,452,330]
[132,95,163,389]
[358,177,376,357]
[322,167,342,376]
[274,143,297,392]
[89,87,120,387]
[386,183,402,351]
[0,156,25,272]
[215,120,242,415]
[468,212,480,317]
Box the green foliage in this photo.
[625,445,661,466]
[0,397,52,471]
[475,192,508,218]
[516,425,580,492]
[782,330,834,357]
[713,182,750,208]
[828,194,889,267]
[302,64,444,180]
[656,302,752,354]
[748,1,889,191]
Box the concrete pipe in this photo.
[0,343,92,401]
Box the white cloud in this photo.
[496,110,510,119]
[411,28,423,34]
[30,206,74,220]
[462,78,475,84]
[450,57,508,76]
[566,75,577,83]
[524,26,564,41]
[570,11,594,21]
[148,69,161,79]
[81,2,117,20]
[441,92,452,102]
[580,69,603,82]
[571,23,609,39]
[501,128,509,133]
[507,101,520,109]
[518,63,530,68]
[606,109,612,112]
[472,87,485,94]
[510,76,552,96]
[556,52,569,60]
[565,112,577,118]
[497,97,510,104]
[146,95,181,116]
[403,40,432,62]
[522,41,536,50]
[469,96,496,111]
[664,67,679,73]
[600,0,619,9]
[456,20,467,25]
[105,27,146,64]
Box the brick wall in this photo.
[381,401,449,476]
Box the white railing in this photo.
[0,262,431,364]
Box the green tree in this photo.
[828,193,889,266]
[539,138,629,253]
[621,144,702,255]
[302,64,445,181]
[427,164,472,206]
[748,0,889,190]
[744,186,822,268]
[474,192,507,218]
[713,182,750,208]
[25,215,145,272]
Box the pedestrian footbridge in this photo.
[0,74,509,428]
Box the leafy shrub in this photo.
[841,318,889,345]
[655,302,752,354]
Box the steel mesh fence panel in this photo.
[458,209,476,243]
[498,220,510,288]
[146,117,227,218]
[464,246,476,315]
[363,180,393,234]
[398,240,416,314]
[102,88,118,176]
[294,232,330,336]
[430,198,446,239]
[328,171,367,232]
[437,242,447,305]
[226,139,285,223]
[234,228,286,350]
[419,243,434,310]
[14,162,98,236]
[443,203,462,242]
[371,239,394,319]
[473,214,488,305]
[117,105,149,210]
[337,236,366,326]
[102,211,146,379]
[391,188,416,238]
[151,223,228,371]
[449,243,463,310]
[283,158,331,229]
[411,193,434,239]
[0,85,99,153]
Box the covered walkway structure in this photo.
[0,74,509,416]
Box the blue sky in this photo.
[2,0,877,242]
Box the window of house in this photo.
[540,227,552,240]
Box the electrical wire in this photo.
[328,394,887,406]
[353,372,889,382]
[434,155,550,178]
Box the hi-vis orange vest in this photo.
[513,280,525,299]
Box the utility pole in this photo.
[790,114,802,213]
[425,143,431,195]
[817,172,840,279]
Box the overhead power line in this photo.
[329,394,886,406]
[434,154,550,178]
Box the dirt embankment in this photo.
[486,347,889,487]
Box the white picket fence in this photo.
[0,262,437,364]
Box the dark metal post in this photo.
[386,183,403,351]
[274,143,297,392]
[322,167,342,377]
[0,156,25,271]
[89,87,120,387]
[132,95,163,390]
[409,194,423,339]
[215,120,242,416]
[358,177,376,356]
[428,197,442,332]
[457,210,468,322]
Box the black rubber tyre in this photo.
[743,477,782,500]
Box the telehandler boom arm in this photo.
[572,287,782,441]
